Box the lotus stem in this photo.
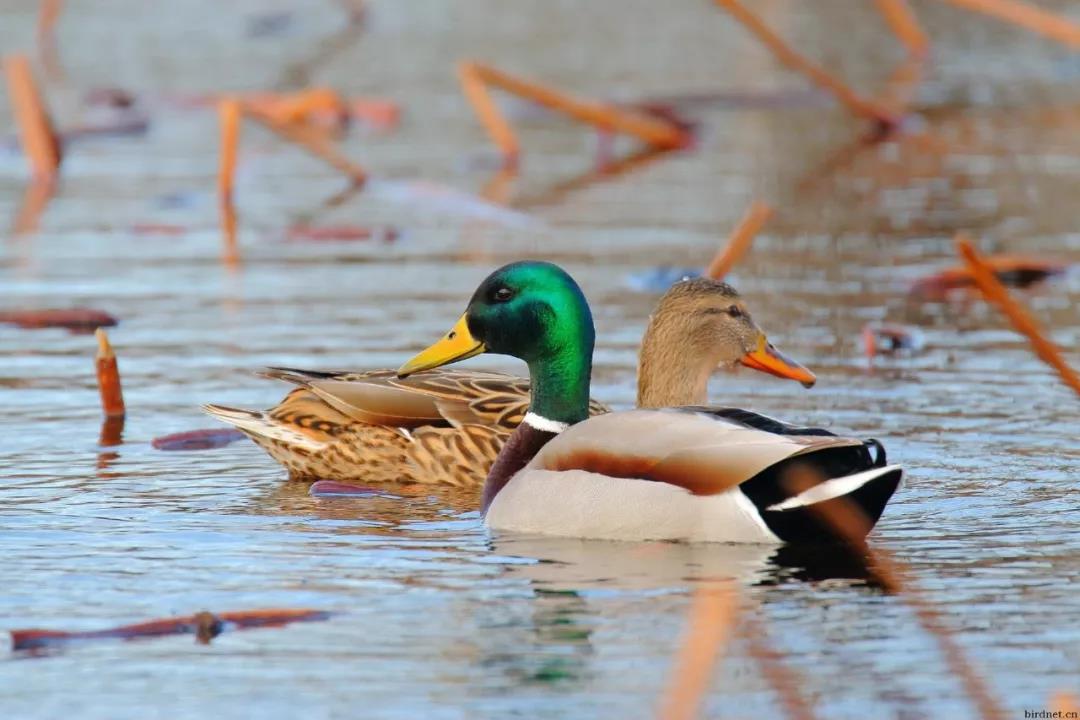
[955,234,1080,398]
[713,0,898,128]
[95,328,125,419]
[658,581,740,720]
[705,201,772,280]
[3,54,61,183]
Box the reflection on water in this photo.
[1,0,1079,717]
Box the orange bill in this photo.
[739,335,816,388]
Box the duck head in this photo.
[398,261,595,425]
[637,277,816,408]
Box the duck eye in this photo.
[725,306,744,318]
[492,287,514,303]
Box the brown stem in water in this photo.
[457,60,689,168]
[705,201,772,280]
[874,0,931,58]
[95,329,125,419]
[713,0,898,128]
[783,473,1006,720]
[3,54,61,183]
[658,581,741,720]
[955,233,1080,398]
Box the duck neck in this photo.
[637,319,712,408]
[482,322,594,513]
[526,351,592,426]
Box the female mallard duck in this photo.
[398,261,902,543]
[203,274,814,488]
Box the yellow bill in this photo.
[739,334,817,388]
[398,314,486,378]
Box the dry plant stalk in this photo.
[95,329,125,419]
[244,103,368,186]
[3,54,60,183]
[457,61,688,167]
[955,233,1080,398]
[705,201,772,280]
[658,581,740,720]
[935,0,1080,47]
[218,99,241,266]
[739,610,818,720]
[783,474,1005,720]
[713,0,897,128]
[874,0,931,58]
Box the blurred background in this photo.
[1,1,1078,718]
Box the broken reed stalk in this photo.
[739,610,818,720]
[3,54,60,183]
[713,0,897,128]
[218,100,241,266]
[955,234,1080,398]
[658,581,740,720]
[784,475,1005,720]
[458,61,689,168]
[244,104,368,187]
[934,0,1080,48]
[874,0,931,58]
[95,328,125,419]
[705,201,772,280]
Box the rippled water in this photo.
[2,1,1079,717]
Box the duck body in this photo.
[204,367,606,486]
[484,408,901,543]
[399,261,903,544]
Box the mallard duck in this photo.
[398,261,902,543]
[203,275,813,487]
[205,368,605,486]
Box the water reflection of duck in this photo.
[204,275,812,490]
[400,261,903,544]
[493,535,878,590]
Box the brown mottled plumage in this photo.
[204,368,607,486]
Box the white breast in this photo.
[484,470,781,544]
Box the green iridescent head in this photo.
[398,261,595,424]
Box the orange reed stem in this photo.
[244,104,368,187]
[713,0,898,127]
[658,581,740,720]
[218,99,241,267]
[784,475,1006,720]
[458,61,689,167]
[95,329,125,419]
[3,54,60,183]
[740,611,818,720]
[934,0,1080,48]
[874,0,931,58]
[955,234,1080,398]
[705,201,772,280]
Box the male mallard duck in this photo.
[203,275,813,487]
[398,261,902,543]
